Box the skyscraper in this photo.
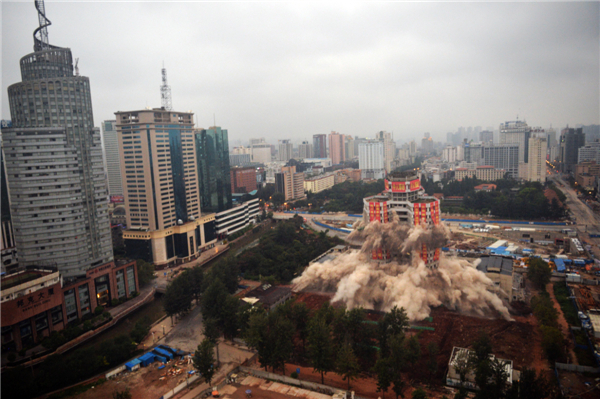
[298,141,313,159]
[115,108,216,266]
[359,141,385,180]
[482,144,519,178]
[376,131,396,173]
[500,120,531,164]
[101,120,123,197]
[196,126,233,213]
[313,134,327,158]
[2,2,112,277]
[479,130,493,145]
[559,127,585,174]
[328,131,346,165]
[527,134,547,183]
[277,139,293,162]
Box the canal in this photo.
[70,293,165,352]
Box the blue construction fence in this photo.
[313,220,351,233]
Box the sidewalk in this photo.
[176,362,238,399]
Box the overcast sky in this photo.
[2,1,599,145]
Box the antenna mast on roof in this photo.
[160,63,173,111]
[34,0,51,51]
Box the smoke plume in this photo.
[293,215,511,321]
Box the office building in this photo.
[578,142,600,164]
[249,137,265,146]
[479,130,493,145]
[275,166,306,201]
[115,109,216,267]
[455,166,506,181]
[463,143,484,164]
[527,134,547,183]
[500,120,531,163]
[277,139,293,162]
[229,153,252,167]
[231,166,257,193]
[196,126,232,213]
[101,120,123,198]
[251,143,272,164]
[328,131,346,165]
[559,127,585,174]
[482,144,519,178]
[442,146,458,163]
[2,5,112,278]
[421,136,434,154]
[1,260,138,351]
[345,136,355,160]
[313,134,327,158]
[304,173,335,193]
[409,140,417,155]
[359,141,385,180]
[298,141,313,159]
[376,131,396,173]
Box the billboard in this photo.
[110,195,124,203]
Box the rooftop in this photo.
[387,170,418,179]
[246,284,292,307]
[477,256,514,276]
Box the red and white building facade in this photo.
[364,171,441,267]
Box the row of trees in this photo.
[293,180,386,214]
[237,216,343,282]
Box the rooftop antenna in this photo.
[74,58,79,76]
[34,0,51,51]
[160,63,173,111]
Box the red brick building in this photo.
[1,260,138,352]
[230,166,257,193]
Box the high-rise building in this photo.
[101,120,123,197]
[482,144,519,178]
[313,134,327,158]
[1,142,18,271]
[463,143,484,164]
[328,132,346,165]
[358,141,385,180]
[376,131,396,173]
[527,134,547,183]
[559,127,585,174]
[2,4,112,277]
[479,130,493,145]
[345,136,355,160]
[231,166,257,194]
[409,140,417,155]
[196,126,233,213]
[298,141,313,159]
[249,137,265,146]
[500,120,531,164]
[275,166,305,201]
[251,143,272,164]
[277,139,293,162]
[442,146,459,163]
[421,135,434,154]
[115,109,216,266]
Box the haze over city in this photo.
[2,1,599,144]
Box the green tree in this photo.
[245,310,271,370]
[201,278,228,321]
[307,315,335,384]
[163,273,193,323]
[203,318,220,365]
[411,388,428,399]
[540,325,565,363]
[336,339,360,390]
[194,339,216,386]
[389,334,407,399]
[405,335,421,366]
[505,367,552,399]
[379,306,409,357]
[187,266,204,303]
[374,355,393,399]
[426,342,439,380]
[453,349,472,388]
[136,259,155,287]
[528,258,552,290]
[219,295,241,341]
[472,331,492,364]
[269,312,295,373]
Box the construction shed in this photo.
[125,358,141,371]
[138,352,156,367]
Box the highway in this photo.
[548,174,600,234]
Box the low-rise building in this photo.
[474,184,497,192]
[455,166,506,181]
[1,260,138,352]
[276,166,306,201]
[304,173,335,193]
[245,284,292,311]
[447,347,517,390]
[476,255,524,302]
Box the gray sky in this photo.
[2,1,599,145]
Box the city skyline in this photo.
[2,2,599,144]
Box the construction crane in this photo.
[160,65,173,111]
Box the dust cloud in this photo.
[293,214,511,321]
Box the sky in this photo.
[2,1,599,146]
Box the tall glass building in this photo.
[1,3,113,277]
[195,127,232,213]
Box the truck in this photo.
[485,224,500,230]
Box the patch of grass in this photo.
[48,378,107,399]
[553,282,580,326]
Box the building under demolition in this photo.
[363,171,442,267]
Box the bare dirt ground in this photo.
[558,370,600,399]
[74,359,196,399]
